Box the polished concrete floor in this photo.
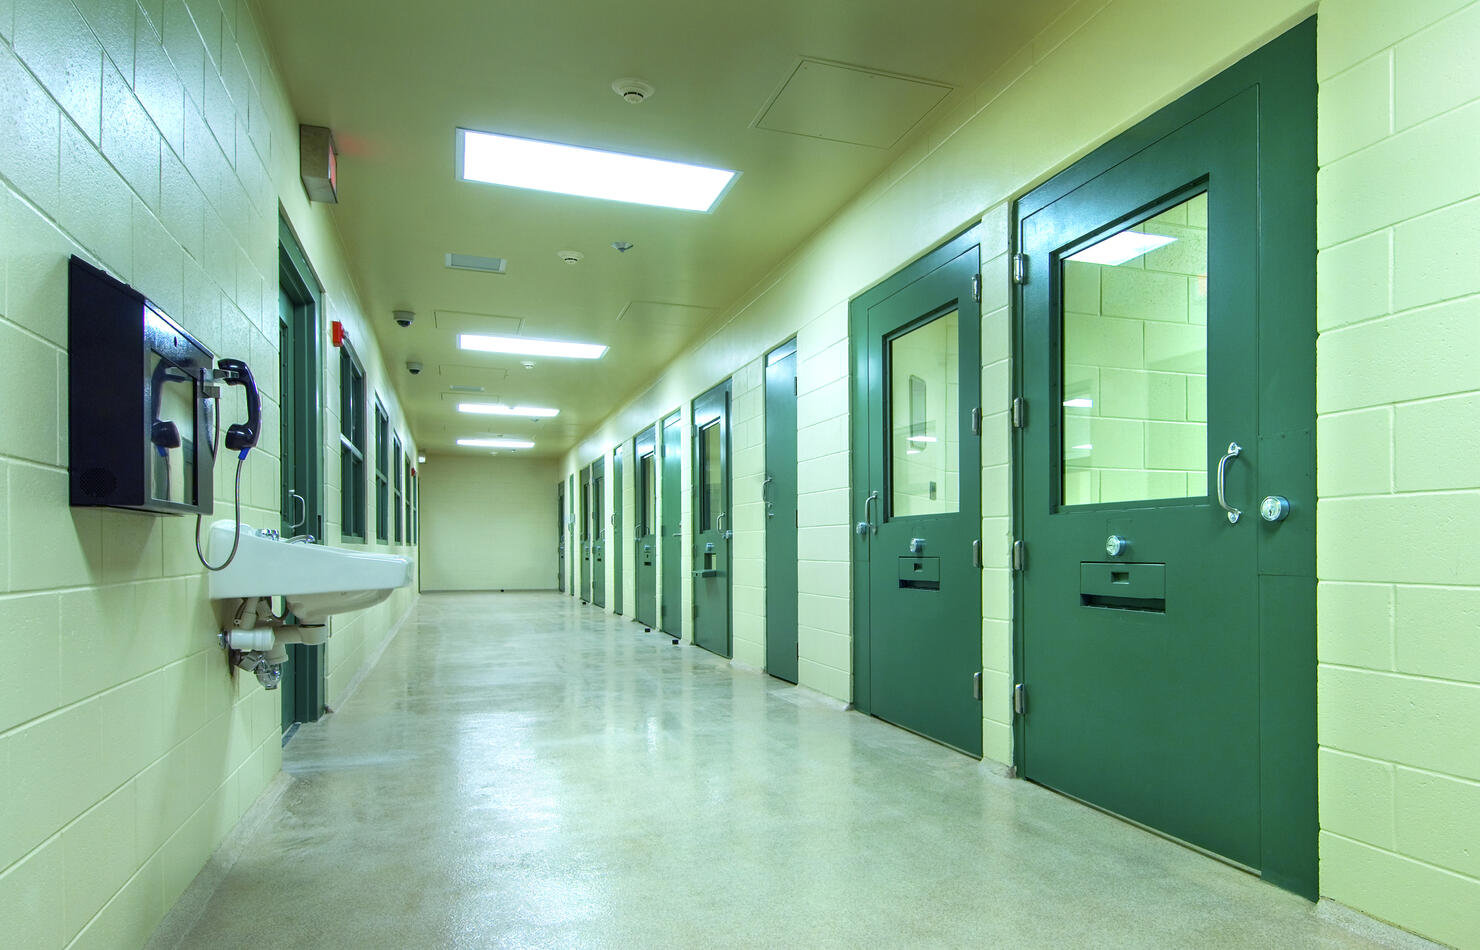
[163,592,1430,950]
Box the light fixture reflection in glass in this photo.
[458,129,737,212]
[458,334,607,360]
[457,402,559,418]
[1067,231,1176,266]
[1063,398,1094,409]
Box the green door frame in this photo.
[1011,19,1317,897]
[659,411,682,635]
[590,456,606,608]
[764,339,799,682]
[613,444,624,615]
[278,216,326,727]
[634,424,659,628]
[849,225,982,719]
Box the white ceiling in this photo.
[257,0,1074,458]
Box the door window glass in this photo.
[889,309,959,517]
[639,452,655,534]
[699,421,722,531]
[594,476,604,539]
[1061,192,1208,506]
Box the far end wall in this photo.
[421,455,559,591]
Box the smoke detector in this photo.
[556,249,585,265]
[612,78,655,104]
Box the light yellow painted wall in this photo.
[0,0,418,946]
[419,455,556,591]
[1314,0,1480,944]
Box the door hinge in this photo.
[973,671,983,701]
[1011,397,1026,429]
[971,273,982,303]
[1014,683,1027,715]
[972,539,983,569]
[1012,539,1026,571]
[1012,253,1028,285]
[970,407,982,435]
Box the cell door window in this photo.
[639,452,655,534]
[889,309,959,517]
[374,401,389,543]
[699,422,722,531]
[393,435,404,543]
[1062,192,1208,506]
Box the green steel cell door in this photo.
[579,468,591,603]
[692,380,732,657]
[852,233,983,757]
[1014,22,1316,896]
[635,426,658,627]
[592,458,606,608]
[277,229,325,731]
[659,413,682,635]
[557,481,566,592]
[613,445,623,615]
[764,341,798,683]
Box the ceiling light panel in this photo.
[456,438,536,449]
[457,129,738,213]
[458,403,560,418]
[458,334,607,360]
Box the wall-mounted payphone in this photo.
[68,256,261,517]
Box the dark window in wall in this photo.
[339,345,367,541]
[374,401,389,543]
[403,454,412,543]
[411,471,419,543]
[393,435,404,543]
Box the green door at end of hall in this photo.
[692,381,732,658]
[635,425,658,627]
[1014,20,1316,897]
[592,458,606,608]
[659,413,682,635]
[765,341,799,683]
[853,233,983,757]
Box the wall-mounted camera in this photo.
[393,309,415,328]
[406,361,423,375]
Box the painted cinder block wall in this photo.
[1313,0,1480,945]
[0,0,419,947]
[559,0,1480,944]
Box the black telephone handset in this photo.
[217,358,261,456]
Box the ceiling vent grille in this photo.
[445,253,508,274]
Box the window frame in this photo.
[374,400,389,543]
[393,434,404,543]
[338,344,367,543]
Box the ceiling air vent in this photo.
[445,253,508,275]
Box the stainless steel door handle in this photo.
[862,490,879,535]
[1217,442,1243,524]
[287,490,306,531]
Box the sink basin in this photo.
[207,521,413,621]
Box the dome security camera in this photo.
[406,361,423,375]
[393,310,415,328]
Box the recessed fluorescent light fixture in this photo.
[458,402,559,418]
[1063,398,1094,409]
[459,334,607,360]
[1067,231,1176,267]
[457,129,738,213]
[456,438,535,449]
